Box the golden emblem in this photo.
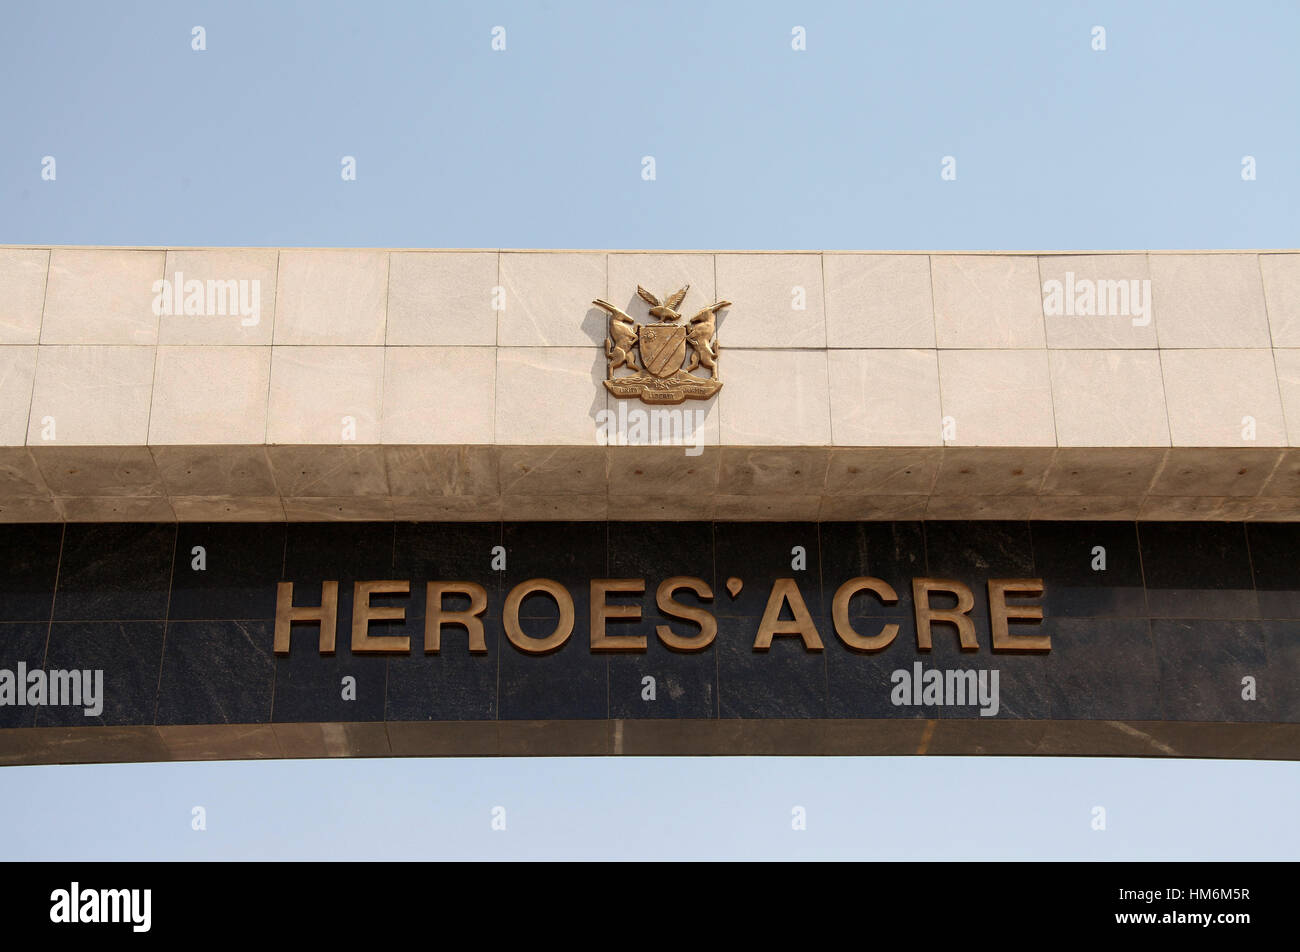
[594,285,730,404]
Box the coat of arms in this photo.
[594,285,730,404]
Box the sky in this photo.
[1,0,1298,860]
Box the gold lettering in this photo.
[754,578,823,651]
[912,578,978,651]
[351,580,410,653]
[590,579,646,652]
[274,581,338,655]
[424,582,489,654]
[503,578,574,654]
[988,578,1049,651]
[655,576,716,651]
[831,577,900,651]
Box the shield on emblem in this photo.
[638,322,688,378]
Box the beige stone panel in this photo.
[925,496,1037,519]
[57,496,176,521]
[383,446,498,497]
[1271,349,1300,445]
[1259,449,1300,497]
[824,447,941,496]
[606,254,716,318]
[718,350,830,446]
[273,250,388,345]
[823,254,935,348]
[0,447,50,498]
[1049,350,1169,447]
[498,446,606,495]
[713,494,822,521]
[495,347,607,445]
[1148,447,1281,497]
[818,496,930,521]
[150,445,277,496]
[1032,496,1142,519]
[1038,254,1157,348]
[267,346,383,444]
[386,252,497,346]
[932,447,1056,496]
[1261,254,1300,346]
[148,346,270,445]
[930,255,1044,348]
[0,249,48,344]
[391,495,503,521]
[282,496,396,521]
[828,349,940,446]
[1244,497,1300,519]
[608,494,715,521]
[937,350,1056,446]
[498,252,606,346]
[1149,253,1270,348]
[502,494,608,520]
[169,496,286,521]
[266,445,389,497]
[1040,447,1164,496]
[0,347,36,445]
[158,249,277,344]
[0,497,62,521]
[28,345,155,445]
[31,446,163,497]
[1160,349,1285,447]
[715,253,825,347]
[41,249,163,345]
[606,445,720,497]
[1138,496,1254,520]
[717,447,829,496]
[382,346,494,444]
[598,396,720,448]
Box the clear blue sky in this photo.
[1,1,1298,860]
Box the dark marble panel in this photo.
[1261,621,1299,722]
[818,521,925,622]
[393,522,502,621]
[608,630,717,719]
[52,524,175,621]
[282,522,404,643]
[169,523,286,620]
[713,522,821,619]
[384,616,499,721]
[1139,523,1257,619]
[1245,523,1300,619]
[717,614,827,718]
[0,524,61,622]
[271,643,389,723]
[1031,522,1147,618]
[607,522,718,718]
[498,620,608,719]
[1150,619,1271,721]
[0,622,50,728]
[825,625,1050,720]
[155,620,275,725]
[920,521,1036,650]
[502,522,606,621]
[39,621,166,726]
[1042,618,1161,719]
[275,523,398,724]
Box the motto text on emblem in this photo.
[594,285,730,404]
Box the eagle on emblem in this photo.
[594,285,730,405]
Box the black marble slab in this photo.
[0,520,1293,731]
